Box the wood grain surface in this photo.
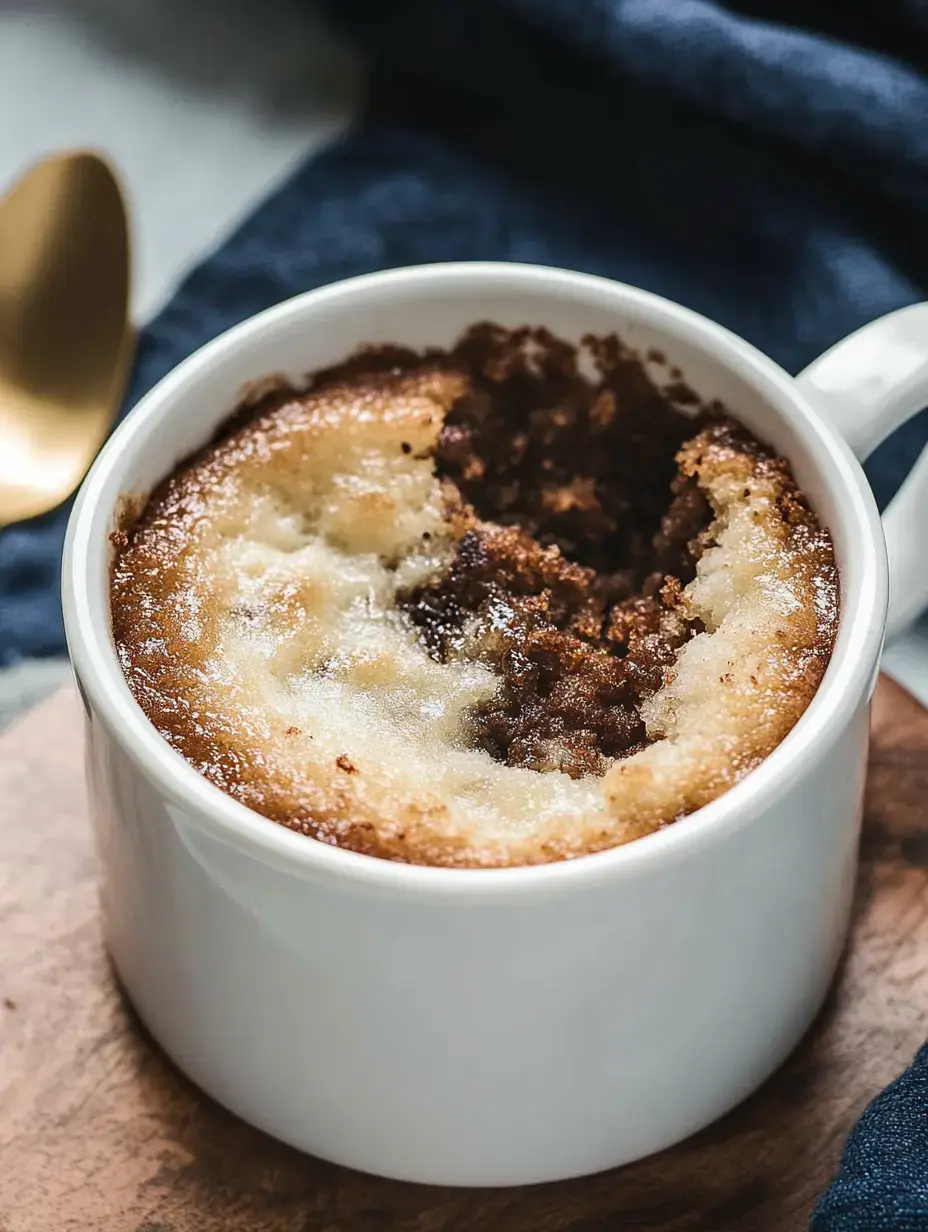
[1,681,927,1232]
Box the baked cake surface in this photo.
[111,327,838,868]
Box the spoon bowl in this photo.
[0,151,132,526]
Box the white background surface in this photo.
[0,0,925,719]
[0,0,361,320]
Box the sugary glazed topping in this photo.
[111,326,838,868]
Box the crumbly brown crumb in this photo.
[435,324,710,580]
[399,521,699,778]
[396,324,712,778]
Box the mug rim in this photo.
[62,261,888,896]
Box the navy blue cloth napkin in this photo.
[811,1042,928,1231]
[3,2,928,1221]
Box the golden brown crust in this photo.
[602,419,838,841]
[111,334,838,869]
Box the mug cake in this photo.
[111,325,838,868]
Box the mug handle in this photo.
[796,302,928,642]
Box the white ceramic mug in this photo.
[62,264,928,1186]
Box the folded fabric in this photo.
[811,1043,928,1230]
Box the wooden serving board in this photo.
[1,681,928,1232]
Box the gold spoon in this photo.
[0,151,132,526]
